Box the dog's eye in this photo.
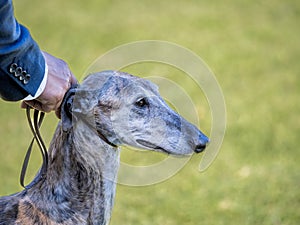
[135,98,148,108]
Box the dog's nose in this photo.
[194,134,209,153]
[194,144,206,153]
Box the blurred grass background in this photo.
[1,0,299,224]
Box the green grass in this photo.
[1,0,299,224]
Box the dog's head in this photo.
[62,71,209,155]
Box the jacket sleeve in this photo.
[0,0,46,101]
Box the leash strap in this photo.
[20,106,48,189]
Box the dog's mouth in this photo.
[136,139,169,153]
[96,129,118,148]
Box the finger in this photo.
[55,106,62,119]
[23,100,42,111]
[24,100,53,113]
[21,101,31,109]
[70,73,78,85]
[52,92,65,119]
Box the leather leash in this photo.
[20,106,48,189]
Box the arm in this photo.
[0,0,46,101]
[0,0,77,118]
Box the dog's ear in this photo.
[95,75,129,110]
[71,75,126,114]
[71,89,100,114]
[61,85,78,132]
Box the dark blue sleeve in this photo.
[0,0,45,101]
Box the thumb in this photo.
[22,100,47,112]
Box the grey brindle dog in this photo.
[0,71,209,225]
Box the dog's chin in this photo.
[136,139,193,156]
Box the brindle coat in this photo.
[0,71,209,225]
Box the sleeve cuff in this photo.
[23,62,48,101]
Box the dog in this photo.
[0,70,209,225]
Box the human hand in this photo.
[21,51,77,118]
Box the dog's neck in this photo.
[26,120,120,224]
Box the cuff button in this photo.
[9,63,18,73]
[23,74,31,84]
